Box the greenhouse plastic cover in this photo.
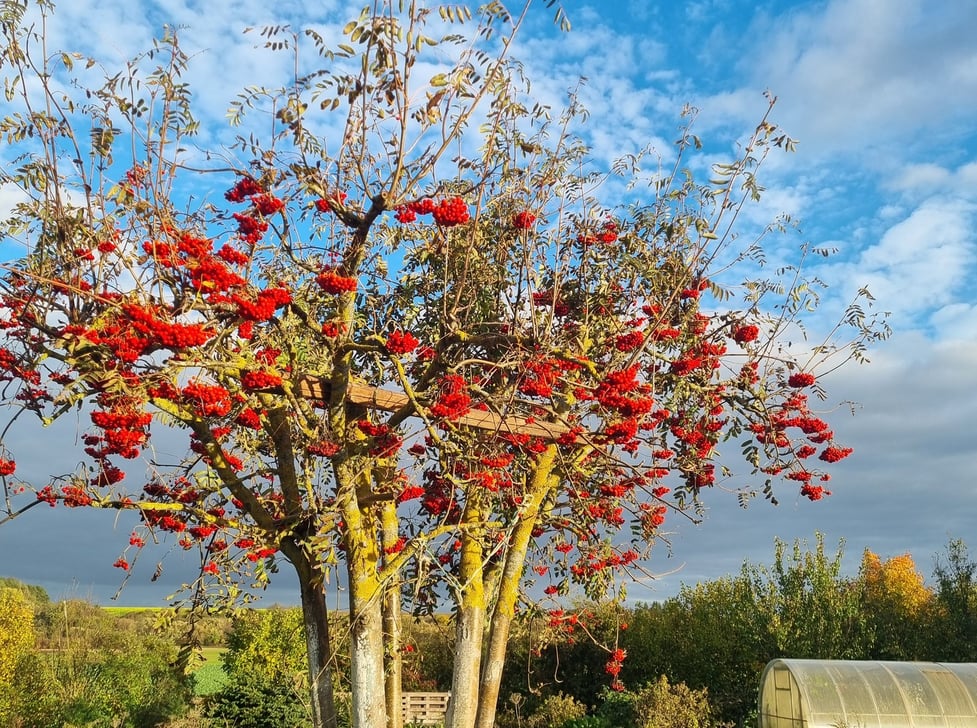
[759,659,977,728]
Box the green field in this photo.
[199,646,225,666]
[101,606,160,615]
[192,647,228,696]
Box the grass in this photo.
[191,663,229,696]
[198,646,225,666]
[191,648,228,696]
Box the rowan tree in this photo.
[0,2,887,728]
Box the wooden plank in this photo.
[296,375,572,441]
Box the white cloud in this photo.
[739,0,977,159]
[929,302,977,340]
[889,160,977,199]
[847,197,975,318]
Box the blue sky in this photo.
[1,0,976,606]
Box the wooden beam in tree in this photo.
[295,375,572,442]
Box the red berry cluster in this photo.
[788,372,816,388]
[577,220,619,245]
[531,288,570,317]
[224,177,263,202]
[61,485,93,507]
[232,212,268,243]
[748,391,850,499]
[316,267,358,294]
[512,211,537,229]
[394,198,437,223]
[122,303,216,351]
[182,381,233,417]
[732,324,759,343]
[394,207,417,224]
[819,445,853,463]
[419,468,461,521]
[217,244,250,266]
[315,191,348,213]
[308,440,341,457]
[614,330,645,352]
[240,370,283,391]
[518,357,577,398]
[321,321,347,337]
[224,177,283,243]
[605,647,626,677]
[234,408,263,430]
[0,347,39,386]
[429,374,472,421]
[432,197,470,227]
[397,483,425,503]
[384,536,407,555]
[87,405,153,460]
[385,330,419,355]
[232,287,292,322]
[251,193,285,216]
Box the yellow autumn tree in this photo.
[859,549,932,659]
[0,587,35,722]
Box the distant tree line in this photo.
[2,534,976,728]
[507,534,977,727]
[0,581,194,726]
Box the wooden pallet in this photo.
[402,691,451,725]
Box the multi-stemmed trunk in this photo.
[475,515,539,728]
[448,446,560,728]
[340,458,388,728]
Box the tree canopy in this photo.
[0,2,888,727]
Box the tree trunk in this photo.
[446,499,487,728]
[474,522,530,728]
[382,500,403,728]
[283,539,338,728]
[350,569,388,728]
[447,597,486,728]
[476,446,559,728]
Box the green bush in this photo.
[202,607,318,727]
[11,639,189,727]
[595,687,638,728]
[632,675,719,728]
[205,674,313,728]
[563,716,611,728]
[0,587,35,724]
[526,692,588,728]
[6,598,190,727]
[222,607,308,683]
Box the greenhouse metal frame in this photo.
[759,660,977,728]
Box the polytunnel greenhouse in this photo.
[759,660,977,728]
